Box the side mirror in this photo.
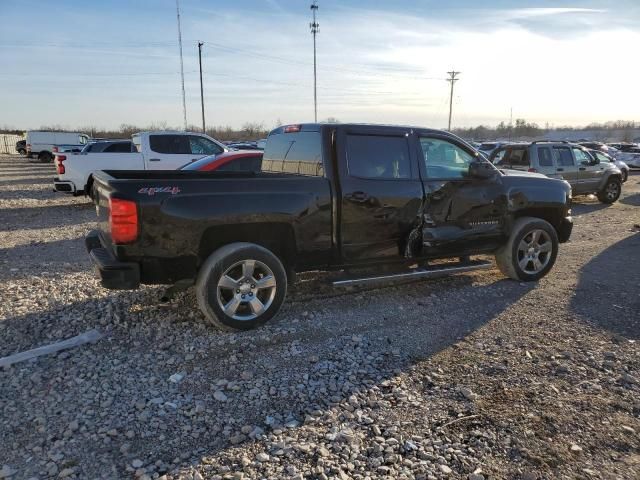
[468,161,496,179]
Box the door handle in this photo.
[556,168,564,172]
[579,167,586,171]
[149,158,161,162]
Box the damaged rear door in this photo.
[415,133,506,257]
[336,125,424,263]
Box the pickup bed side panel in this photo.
[112,176,332,284]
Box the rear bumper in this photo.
[558,216,573,243]
[86,230,140,290]
[53,177,76,193]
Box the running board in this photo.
[332,260,494,288]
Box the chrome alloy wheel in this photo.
[517,229,552,274]
[216,259,277,321]
[605,181,620,201]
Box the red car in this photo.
[181,150,263,172]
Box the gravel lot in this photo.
[0,154,639,480]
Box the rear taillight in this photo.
[52,146,59,153]
[56,155,66,174]
[109,198,138,244]
[528,168,538,173]
[26,144,31,152]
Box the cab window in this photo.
[553,147,574,166]
[572,147,592,164]
[420,137,474,179]
[346,135,411,179]
[189,135,224,155]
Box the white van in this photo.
[26,131,89,162]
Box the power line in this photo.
[446,70,461,131]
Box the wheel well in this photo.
[513,209,563,234]
[199,223,297,271]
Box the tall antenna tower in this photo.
[446,70,461,131]
[176,0,187,130]
[310,1,319,122]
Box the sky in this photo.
[0,0,639,131]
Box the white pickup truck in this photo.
[53,131,228,196]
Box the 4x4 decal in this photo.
[138,186,181,196]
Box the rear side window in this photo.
[347,135,411,179]
[553,147,574,166]
[104,142,133,153]
[537,147,553,166]
[262,131,323,176]
[150,135,190,154]
[216,156,262,172]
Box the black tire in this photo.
[622,170,628,183]
[196,243,287,330]
[495,217,559,282]
[597,177,621,204]
[38,151,53,163]
[17,148,26,156]
[86,177,96,200]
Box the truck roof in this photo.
[269,123,459,136]
[132,130,212,136]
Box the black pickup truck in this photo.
[87,123,573,330]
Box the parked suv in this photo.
[490,141,623,203]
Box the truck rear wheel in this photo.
[495,217,558,282]
[196,243,287,330]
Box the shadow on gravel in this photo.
[620,193,640,207]
[570,198,611,216]
[572,234,640,339]
[0,237,89,280]
[0,270,534,478]
[0,203,94,232]
[0,176,53,186]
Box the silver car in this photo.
[490,141,624,204]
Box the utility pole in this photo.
[198,41,206,133]
[310,1,319,122]
[176,0,187,130]
[446,70,460,131]
[508,107,513,141]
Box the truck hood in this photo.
[499,169,547,179]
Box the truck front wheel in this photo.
[495,217,559,282]
[196,243,288,330]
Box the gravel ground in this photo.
[0,154,638,480]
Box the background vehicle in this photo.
[588,149,629,182]
[490,141,623,203]
[87,123,572,331]
[180,150,263,172]
[15,139,26,156]
[477,141,506,158]
[54,131,227,196]
[26,131,89,162]
[607,144,640,169]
